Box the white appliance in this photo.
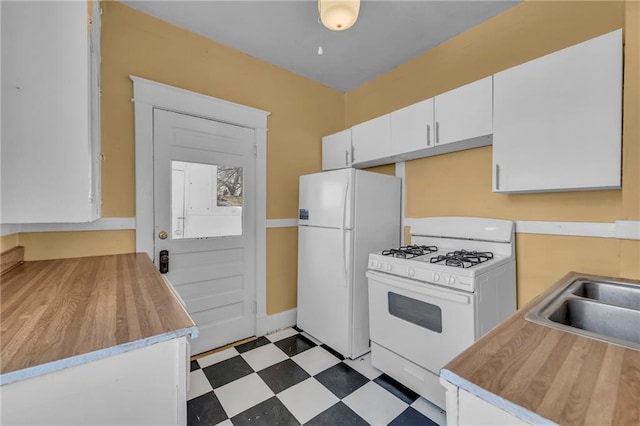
[366,217,516,409]
[297,168,401,359]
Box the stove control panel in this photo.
[368,254,475,292]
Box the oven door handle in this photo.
[411,287,470,305]
[370,272,471,305]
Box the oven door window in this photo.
[388,292,442,333]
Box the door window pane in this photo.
[172,161,243,239]
[388,292,442,333]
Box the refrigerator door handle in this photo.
[342,229,348,288]
[341,174,350,287]
[341,173,349,231]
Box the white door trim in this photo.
[130,76,270,334]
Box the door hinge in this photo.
[253,145,258,158]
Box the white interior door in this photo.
[153,108,256,356]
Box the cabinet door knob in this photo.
[158,231,168,240]
[495,164,500,190]
[427,124,431,146]
[345,150,349,166]
[435,121,440,144]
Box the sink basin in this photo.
[525,276,640,351]
[571,280,640,310]
[548,299,640,345]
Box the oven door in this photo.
[367,270,476,374]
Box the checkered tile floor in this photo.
[188,327,445,426]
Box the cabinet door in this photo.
[390,98,434,156]
[322,129,352,171]
[1,1,100,224]
[458,388,529,425]
[434,76,493,146]
[493,29,622,193]
[351,114,391,167]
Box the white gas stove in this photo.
[366,217,517,409]
[369,216,515,291]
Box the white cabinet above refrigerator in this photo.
[322,129,352,171]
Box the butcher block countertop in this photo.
[0,252,197,385]
[441,271,640,426]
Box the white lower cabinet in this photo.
[434,76,493,147]
[441,379,530,426]
[351,114,391,168]
[1,0,101,223]
[322,129,352,170]
[1,337,190,426]
[493,29,622,193]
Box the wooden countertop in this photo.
[441,271,640,426]
[0,253,196,385]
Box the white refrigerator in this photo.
[297,168,401,359]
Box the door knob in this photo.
[158,231,168,240]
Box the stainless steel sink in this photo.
[525,276,640,351]
[571,280,640,310]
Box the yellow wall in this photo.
[345,0,639,306]
[267,227,299,315]
[515,235,638,307]
[622,0,640,219]
[100,1,344,219]
[0,234,19,253]
[19,231,135,261]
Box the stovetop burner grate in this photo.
[429,249,494,268]
[381,245,438,259]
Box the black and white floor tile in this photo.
[187,327,446,426]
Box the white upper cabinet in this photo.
[493,29,622,193]
[390,98,434,157]
[434,76,493,146]
[351,114,391,167]
[387,78,492,162]
[322,129,352,171]
[1,1,101,224]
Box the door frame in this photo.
[130,76,270,335]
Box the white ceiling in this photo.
[121,0,520,93]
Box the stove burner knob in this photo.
[408,267,415,277]
[376,261,383,270]
[433,272,440,282]
[386,264,392,272]
[448,275,456,285]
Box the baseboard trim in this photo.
[256,308,297,336]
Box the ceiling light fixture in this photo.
[318,0,360,31]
